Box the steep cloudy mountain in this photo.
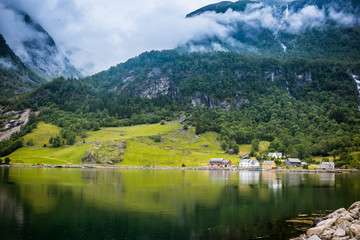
[0,33,45,99]
[180,0,360,61]
[0,3,81,80]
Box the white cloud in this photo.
[0,57,16,69]
[0,0,358,76]
[198,4,278,30]
[284,5,326,33]
[329,7,356,26]
[0,0,219,75]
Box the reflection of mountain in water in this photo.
[0,168,357,240]
[0,168,25,237]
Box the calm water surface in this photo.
[0,168,359,240]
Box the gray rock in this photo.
[307,226,326,236]
[353,220,360,225]
[328,208,348,219]
[351,208,360,219]
[334,228,347,237]
[348,202,360,211]
[323,228,336,236]
[337,215,355,224]
[293,202,360,240]
[336,218,353,232]
[308,235,322,240]
[332,237,349,240]
[350,224,360,236]
[317,218,337,228]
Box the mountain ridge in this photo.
[181,0,360,61]
[0,33,46,100]
[2,1,360,165]
[0,5,82,80]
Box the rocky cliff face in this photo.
[0,34,46,98]
[135,76,175,99]
[0,7,81,80]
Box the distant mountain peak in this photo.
[180,0,360,61]
[0,33,46,98]
[0,5,82,80]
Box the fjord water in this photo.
[1,168,359,240]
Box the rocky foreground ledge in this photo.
[292,201,360,240]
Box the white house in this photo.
[239,159,260,168]
[268,152,283,159]
[318,162,335,170]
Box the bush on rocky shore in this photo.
[292,201,360,240]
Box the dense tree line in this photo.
[3,50,360,167]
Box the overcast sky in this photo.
[1,0,357,76]
[0,0,221,75]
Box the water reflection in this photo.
[0,168,358,240]
[319,173,335,186]
[0,168,24,238]
[209,170,232,183]
[239,171,260,185]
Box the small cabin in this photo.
[318,162,335,170]
[285,158,302,167]
[262,161,276,169]
[239,159,260,168]
[209,158,232,167]
[268,152,283,159]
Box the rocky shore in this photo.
[292,201,360,240]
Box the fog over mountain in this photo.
[182,0,360,54]
[0,2,81,79]
[0,0,359,76]
[0,0,219,76]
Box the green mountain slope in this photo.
[3,0,360,166]
[181,0,360,62]
[12,50,360,165]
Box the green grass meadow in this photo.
[6,121,265,166]
[24,122,61,146]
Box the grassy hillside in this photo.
[6,121,251,166]
[23,122,61,146]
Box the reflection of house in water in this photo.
[318,173,335,186]
[239,171,260,185]
[209,170,232,183]
[283,173,303,186]
[261,171,282,189]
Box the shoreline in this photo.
[0,164,359,173]
[292,201,360,240]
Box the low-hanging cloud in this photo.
[328,7,356,26]
[0,0,359,76]
[284,5,326,33]
[187,1,359,52]
[0,0,220,76]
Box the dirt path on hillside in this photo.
[0,109,30,142]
